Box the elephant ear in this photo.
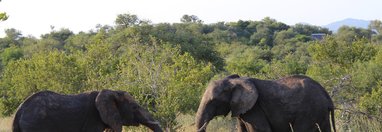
[229,78,259,117]
[95,90,123,132]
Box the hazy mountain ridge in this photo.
[324,18,370,32]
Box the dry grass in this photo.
[176,113,382,132]
[0,116,13,132]
[176,114,236,132]
[335,114,382,132]
[2,113,381,132]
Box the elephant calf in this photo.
[12,89,163,132]
[196,74,336,132]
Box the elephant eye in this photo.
[131,104,139,110]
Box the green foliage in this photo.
[216,43,270,76]
[249,17,289,47]
[0,34,215,130]
[273,29,297,45]
[180,14,202,23]
[357,50,382,117]
[0,51,84,116]
[308,36,376,68]
[0,29,23,48]
[307,36,377,98]
[369,20,382,43]
[115,13,140,29]
[263,53,309,78]
[0,46,23,66]
[0,12,8,21]
[307,35,382,130]
[359,83,382,116]
[0,1,8,21]
[41,28,74,46]
[64,32,93,52]
[114,40,214,129]
[292,23,331,35]
[336,26,372,43]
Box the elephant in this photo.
[12,89,163,132]
[195,74,336,132]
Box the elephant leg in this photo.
[240,106,272,132]
[292,117,321,132]
[317,122,332,132]
[292,124,317,132]
[314,118,332,132]
[293,113,332,132]
[237,118,248,132]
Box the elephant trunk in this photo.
[141,121,163,132]
[136,108,163,132]
[195,101,215,132]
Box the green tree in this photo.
[369,20,382,34]
[0,51,85,116]
[216,43,270,76]
[64,31,93,52]
[273,29,297,46]
[292,23,331,35]
[353,50,382,116]
[0,46,23,66]
[0,28,23,48]
[307,36,381,131]
[180,14,202,23]
[336,26,372,43]
[0,12,7,21]
[110,38,215,130]
[307,36,377,100]
[359,82,382,116]
[149,22,224,70]
[249,17,289,47]
[115,13,140,29]
[41,28,74,46]
[369,20,382,44]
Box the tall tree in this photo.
[180,14,202,23]
[0,28,23,48]
[115,13,140,29]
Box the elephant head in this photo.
[95,90,162,132]
[195,74,259,132]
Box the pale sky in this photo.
[0,0,381,37]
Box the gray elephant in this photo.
[12,89,163,132]
[196,74,336,132]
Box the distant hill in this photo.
[324,18,370,32]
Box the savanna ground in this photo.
[2,113,382,132]
[0,114,234,132]
[0,116,12,132]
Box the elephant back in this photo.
[15,91,100,131]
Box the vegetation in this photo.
[1,13,382,131]
[0,0,8,22]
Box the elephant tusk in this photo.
[197,122,208,132]
[147,121,160,125]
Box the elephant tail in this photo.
[330,108,336,132]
